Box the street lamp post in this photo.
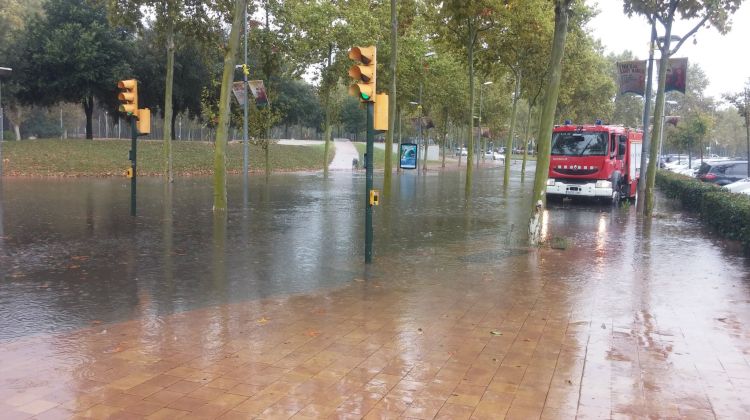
[478,81,492,164]
[658,99,678,167]
[414,51,435,173]
[0,67,12,177]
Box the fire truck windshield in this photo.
[551,132,608,157]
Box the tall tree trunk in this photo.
[83,96,94,140]
[644,22,675,217]
[442,108,449,168]
[397,106,402,174]
[163,16,175,183]
[171,111,177,141]
[384,0,398,194]
[265,142,270,181]
[504,69,522,185]
[521,103,534,178]
[213,0,246,212]
[465,26,476,199]
[528,0,572,245]
[323,102,332,177]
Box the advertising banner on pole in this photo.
[662,57,688,94]
[617,60,647,96]
[248,80,269,107]
[400,143,418,170]
[231,82,247,106]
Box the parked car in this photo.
[724,177,750,193]
[696,160,749,186]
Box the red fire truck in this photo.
[546,121,642,203]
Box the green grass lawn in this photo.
[1,139,332,177]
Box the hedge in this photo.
[656,170,750,249]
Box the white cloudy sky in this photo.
[588,1,750,100]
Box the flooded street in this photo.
[1,166,749,419]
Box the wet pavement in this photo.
[1,165,749,419]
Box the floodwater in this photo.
[1,165,750,418]
[0,167,540,340]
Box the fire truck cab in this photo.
[546,121,642,203]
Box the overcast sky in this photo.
[588,1,750,100]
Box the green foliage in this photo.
[673,112,712,156]
[656,169,721,209]
[656,170,750,250]
[276,79,324,129]
[20,108,63,139]
[341,97,366,137]
[1,139,332,176]
[14,0,132,139]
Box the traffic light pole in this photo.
[365,102,374,263]
[130,117,137,217]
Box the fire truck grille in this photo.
[554,168,598,176]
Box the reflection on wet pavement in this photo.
[1,167,750,419]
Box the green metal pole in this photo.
[130,117,137,216]
[365,102,374,263]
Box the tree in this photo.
[624,0,745,217]
[422,52,468,168]
[430,0,503,198]
[213,0,246,211]
[106,0,221,182]
[713,103,746,157]
[275,0,387,177]
[557,34,616,123]
[723,80,750,175]
[275,78,324,137]
[14,0,131,140]
[384,0,398,194]
[481,0,552,186]
[528,0,574,245]
[673,112,711,167]
[0,0,44,140]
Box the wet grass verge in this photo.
[1,139,332,177]
[656,170,750,250]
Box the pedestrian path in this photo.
[328,138,359,171]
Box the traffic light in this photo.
[373,93,389,131]
[117,79,138,116]
[137,108,151,135]
[348,46,376,102]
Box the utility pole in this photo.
[637,21,656,212]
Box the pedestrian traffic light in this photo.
[117,79,138,116]
[348,46,376,102]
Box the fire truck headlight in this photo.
[595,180,612,189]
[546,179,555,186]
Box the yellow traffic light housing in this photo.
[373,93,389,131]
[117,79,138,116]
[137,108,151,135]
[348,46,376,102]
